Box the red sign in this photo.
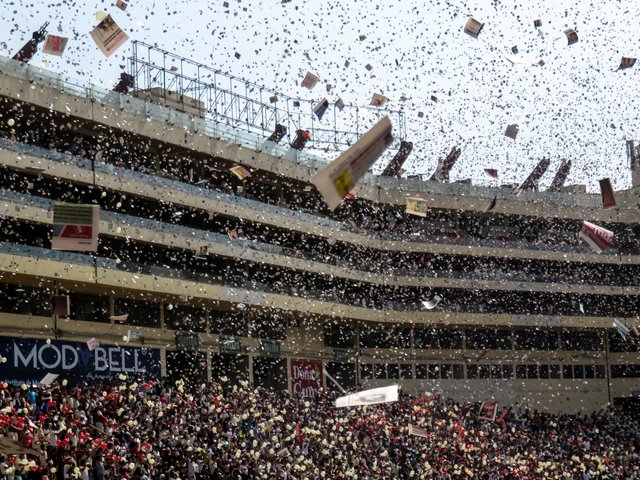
[290,359,323,398]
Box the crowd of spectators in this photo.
[0,379,638,479]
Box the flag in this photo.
[408,424,429,439]
[370,93,388,107]
[613,319,630,339]
[406,197,428,217]
[313,98,330,121]
[478,401,498,421]
[86,338,99,351]
[335,385,398,408]
[579,221,613,254]
[40,373,59,386]
[422,295,442,310]
[599,178,616,208]
[42,35,69,56]
[51,203,99,252]
[90,15,129,57]
[229,165,251,180]
[301,71,319,89]
[312,116,393,210]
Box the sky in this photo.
[1,0,639,192]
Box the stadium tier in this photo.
[0,55,638,415]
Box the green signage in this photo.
[220,336,242,354]
[261,339,281,357]
[175,331,200,351]
[334,348,348,362]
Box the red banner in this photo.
[290,359,323,398]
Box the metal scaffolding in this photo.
[128,41,406,150]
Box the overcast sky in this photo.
[1,0,639,192]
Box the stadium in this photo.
[0,22,638,479]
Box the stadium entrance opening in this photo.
[253,357,287,392]
[166,350,207,386]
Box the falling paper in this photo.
[564,29,579,45]
[599,178,616,208]
[40,373,59,386]
[613,319,630,339]
[109,314,129,322]
[335,385,398,408]
[90,15,129,57]
[301,71,319,89]
[422,295,442,310]
[484,168,499,180]
[87,338,99,351]
[311,116,393,210]
[313,98,330,121]
[618,57,637,70]
[370,93,388,107]
[579,221,614,254]
[405,197,428,217]
[42,35,69,56]
[51,295,70,316]
[505,124,519,139]
[230,165,251,180]
[464,17,484,38]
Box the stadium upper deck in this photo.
[0,55,638,413]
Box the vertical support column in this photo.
[248,353,254,387]
[604,330,612,406]
[355,326,361,386]
[109,296,115,326]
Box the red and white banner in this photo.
[290,359,323,399]
[579,221,613,254]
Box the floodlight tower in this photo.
[12,22,49,63]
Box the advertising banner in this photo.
[290,359,323,398]
[0,337,160,385]
[51,203,99,252]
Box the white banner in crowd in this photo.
[312,116,393,211]
[408,423,430,439]
[335,384,398,408]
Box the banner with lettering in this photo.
[0,337,160,385]
[290,359,323,398]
